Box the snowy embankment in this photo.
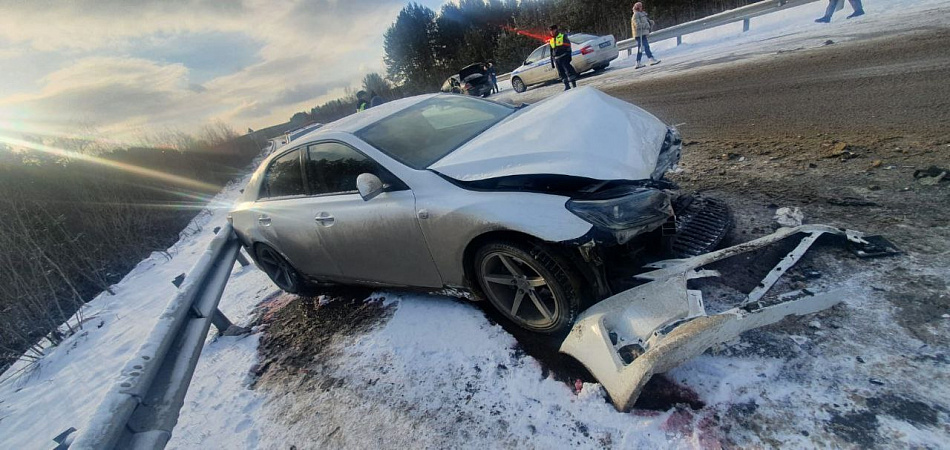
[2,1,949,448]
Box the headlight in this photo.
[566,187,671,230]
[651,128,682,180]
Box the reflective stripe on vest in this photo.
[549,33,564,49]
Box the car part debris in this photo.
[560,225,896,411]
[848,235,900,258]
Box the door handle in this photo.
[314,212,335,227]
[258,215,272,226]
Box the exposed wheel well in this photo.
[462,230,600,302]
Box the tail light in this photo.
[581,45,594,55]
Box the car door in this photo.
[521,45,554,85]
[303,141,443,288]
[256,148,342,279]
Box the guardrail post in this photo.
[236,249,250,267]
[676,36,682,46]
[743,18,750,32]
[211,309,234,333]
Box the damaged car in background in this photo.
[229,87,897,409]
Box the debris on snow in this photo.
[774,206,804,227]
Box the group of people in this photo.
[356,90,384,112]
[359,0,863,103]
[548,2,660,92]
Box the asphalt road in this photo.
[603,28,950,142]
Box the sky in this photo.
[0,0,447,144]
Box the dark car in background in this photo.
[440,63,493,97]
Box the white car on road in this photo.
[510,33,619,93]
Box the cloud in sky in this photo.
[0,0,446,141]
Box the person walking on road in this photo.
[815,0,865,22]
[631,2,660,69]
[549,24,578,91]
[487,61,499,94]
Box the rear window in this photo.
[569,33,598,43]
[356,96,514,169]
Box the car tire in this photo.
[593,64,608,72]
[255,244,313,295]
[473,240,584,335]
[511,77,526,93]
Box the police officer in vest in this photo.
[356,90,370,112]
[549,24,577,91]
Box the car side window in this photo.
[306,142,394,195]
[262,149,304,198]
[525,46,545,64]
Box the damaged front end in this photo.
[560,225,896,411]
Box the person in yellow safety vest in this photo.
[548,24,577,91]
[356,90,370,112]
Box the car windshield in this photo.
[569,33,598,43]
[356,95,515,169]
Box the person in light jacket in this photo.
[631,2,660,69]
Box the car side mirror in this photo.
[356,173,384,201]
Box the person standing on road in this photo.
[487,61,499,94]
[816,0,865,22]
[356,90,370,112]
[631,2,660,69]
[549,24,578,91]
[369,91,385,108]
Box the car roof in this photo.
[306,94,437,136]
[258,93,440,168]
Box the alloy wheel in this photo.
[479,251,560,330]
[257,246,297,292]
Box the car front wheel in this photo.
[511,77,526,93]
[474,240,583,334]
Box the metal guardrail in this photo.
[68,224,246,449]
[618,0,819,53]
[497,0,819,81]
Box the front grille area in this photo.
[665,196,732,257]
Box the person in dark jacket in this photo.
[548,24,577,91]
[487,61,499,94]
[369,91,385,107]
[356,90,370,112]
[815,0,864,22]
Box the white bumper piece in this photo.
[560,225,875,411]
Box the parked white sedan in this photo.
[510,33,619,93]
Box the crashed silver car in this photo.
[230,87,716,334]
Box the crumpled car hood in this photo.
[428,87,671,182]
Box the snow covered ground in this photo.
[2,1,949,448]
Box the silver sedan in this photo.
[510,33,619,93]
[230,87,682,334]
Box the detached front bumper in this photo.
[560,225,890,411]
